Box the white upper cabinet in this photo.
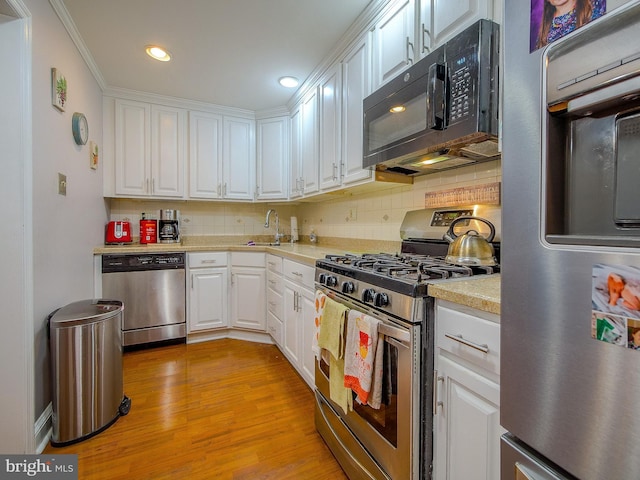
[114,99,185,198]
[341,34,374,186]
[300,88,319,196]
[256,116,289,201]
[319,63,342,191]
[188,112,255,200]
[188,110,223,199]
[372,0,416,90]
[223,116,255,200]
[430,0,493,47]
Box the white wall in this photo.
[28,0,106,422]
[0,8,32,454]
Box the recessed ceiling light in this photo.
[145,45,171,62]
[278,76,299,88]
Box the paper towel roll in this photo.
[291,216,299,241]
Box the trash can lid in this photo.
[49,299,123,328]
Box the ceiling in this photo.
[59,0,373,112]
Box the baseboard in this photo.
[187,328,274,345]
[35,402,52,453]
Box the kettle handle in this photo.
[443,216,495,243]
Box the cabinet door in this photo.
[189,111,223,199]
[341,35,374,186]
[433,354,502,480]
[289,107,303,199]
[115,99,149,196]
[283,279,301,365]
[256,116,288,200]
[223,116,255,200]
[230,267,266,331]
[300,88,319,196]
[319,64,342,191]
[188,267,228,332]
[373,0,416,90]
[151,105,185,198]
[299,286,316,389]
[432,0,491,46]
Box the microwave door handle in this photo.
[427,63,448,130]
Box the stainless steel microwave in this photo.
[363,19,500,176]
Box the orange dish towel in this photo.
[343,310,381,405]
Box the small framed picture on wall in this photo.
[90,141,99,170]
[51,67,67,111]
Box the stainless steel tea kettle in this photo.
[443,216,497,266]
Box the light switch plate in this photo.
[58,173,67,196]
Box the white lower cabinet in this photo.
[187,252,229,332]
[230,252,266,331]
[282,258,316,389]
[433,301,504,480]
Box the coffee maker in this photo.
[158,209,180,243]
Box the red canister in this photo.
[139,214,157,244]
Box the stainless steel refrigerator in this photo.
[501,1,640,479]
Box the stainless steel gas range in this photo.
[313,206,500,480]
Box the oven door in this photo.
[314,288,420,480]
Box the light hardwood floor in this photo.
[44,339,348,480]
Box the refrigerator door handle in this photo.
[445,332,489,353]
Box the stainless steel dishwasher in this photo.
[101,252,186,347]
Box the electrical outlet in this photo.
[58,173,67,196]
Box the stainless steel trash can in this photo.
[49,299,131,446]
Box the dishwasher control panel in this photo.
[102,253,185,272]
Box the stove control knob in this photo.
[341,281,355,294]
[318,273,327,284]
[326,276,338,287]
[362,288,376,303]
[374,292,389,307]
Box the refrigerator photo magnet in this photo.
[530,0,607,52]
[592,264,640,350]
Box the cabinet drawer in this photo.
[267,270,283,293]
[188,252,228,268]
[267,288,283,319]
[436,303,500,376]
[267,311,283,346]
[231,251,266,267]
[266,254,283,274]
[283,259,315,290]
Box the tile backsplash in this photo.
[108,160,501,243]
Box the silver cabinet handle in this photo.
[406,36,414,65]
[292,271,303,277]
[432,370,444,415]
[444,333,489,354]
[332,163,338,181]
[223,183,227,196]
[152,178,155,194]
[293,291,298,311]
[217,183,221,196]
[201,259,217,264]
[422,24,431,54]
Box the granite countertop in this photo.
[428,274,501,315]
[94,241,363,267]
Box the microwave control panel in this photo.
[449,47,476,123]
[430,209,474,227]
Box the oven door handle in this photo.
[379,324,411,345]
[316,285,412,344]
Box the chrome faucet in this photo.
[264,209,283,245]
